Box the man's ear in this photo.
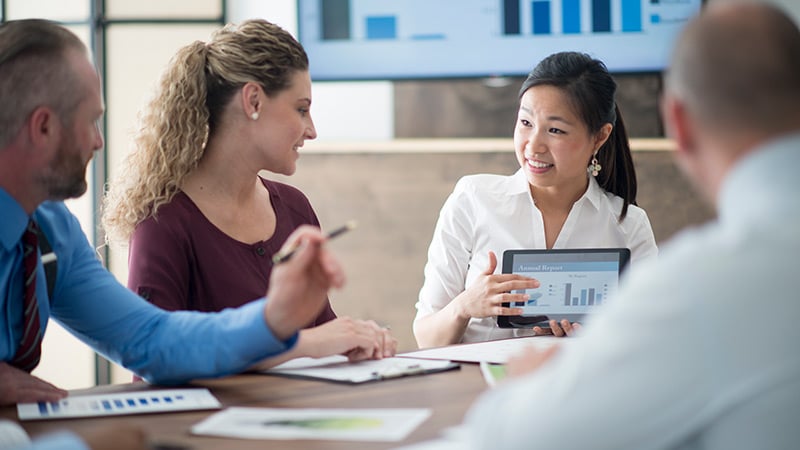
[661,93,695,158]
[27,106,58,149]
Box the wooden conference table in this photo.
[0,363,487,449]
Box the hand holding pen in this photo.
[272,220,357,264]
[262,224,353,340]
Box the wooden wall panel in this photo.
[394,74,664,138]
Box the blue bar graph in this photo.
[563,0,581,34]
[532,1,551,35]
[320,0,350,40]
[504,0,521,35]
[588,288,596,305]
[622,0,642,32]
[366,16,397,40]
[580,289,587,306]
[592,0,611,32]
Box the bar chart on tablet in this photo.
[512,262,619,313]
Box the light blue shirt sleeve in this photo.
[28,202,297,384]
[20,431,89,450]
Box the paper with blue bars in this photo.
[17,388,221,420]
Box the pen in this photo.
[371,364,424,380]
[271,220,357,264]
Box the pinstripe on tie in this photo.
[10,220,42,372]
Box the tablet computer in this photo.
[497,248,631,328]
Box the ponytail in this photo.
[102,40,211,245]
[595,104,637,221]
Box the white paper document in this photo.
[397,336,561,364]
[264,355,459,383]
[17,388,221,421]
[192,407,432,442]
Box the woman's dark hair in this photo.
[519,51,637,220]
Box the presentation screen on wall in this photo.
[297,0,703,80]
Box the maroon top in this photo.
[127,177,336,326]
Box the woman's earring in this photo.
[251,112,259,121]
[588,153,602,177]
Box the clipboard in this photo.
[262,355,459,384]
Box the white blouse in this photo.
[415,169,658,343]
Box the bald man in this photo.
[463,2,800,449]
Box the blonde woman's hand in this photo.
[452,251,540,319]
[299,317,398,361]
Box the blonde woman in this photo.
[103,19,395,366]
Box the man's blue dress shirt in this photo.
[1,188,297,384]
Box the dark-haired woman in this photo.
[413,52,657,348]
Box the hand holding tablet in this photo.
[497,248,631,329]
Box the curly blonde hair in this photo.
[102,19,308,246]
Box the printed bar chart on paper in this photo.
[17,388,221,420]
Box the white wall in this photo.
[227,0,395,141]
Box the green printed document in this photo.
[480,361,508,387]
[192,407,431,441]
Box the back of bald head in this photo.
[666,2,800,135]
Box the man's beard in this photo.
[37,133,90,201]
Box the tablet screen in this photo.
[498,248,630,328]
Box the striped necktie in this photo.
[10,220,43,372]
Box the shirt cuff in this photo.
[244,298,299,357]
[29,431,90,450]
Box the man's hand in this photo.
[506,344,560,378]
[264,226,346,340]
[0,362,67,406]
[453,251,539,319]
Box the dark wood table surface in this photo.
[1,363,487,449]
